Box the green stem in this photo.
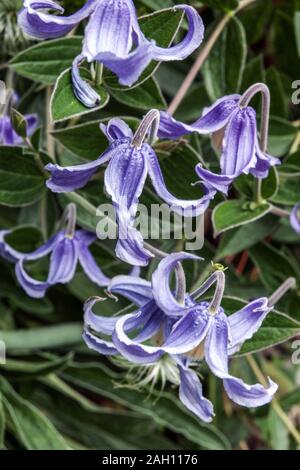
[95,62,103,87]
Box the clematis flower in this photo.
[83,252,283,422]
[19,1,204,105]
[159,86,280,194]
[45,112,216,266]
[0,204,111,298]
[0,90,37,145]
[290,203,300,234]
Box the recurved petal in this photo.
[151,5,204,61]
[83,330,118,356]
[227,297,271,355]
[158,95,239,140]
[115,218,154,267]
[108,275,153,306]
[19,0,97,39]
[195,165,233,195]
[15,260,49,298]
[205,312,278,407]
[152,252,201,316]
[45,146,113,193]
[83,297,118,335]
[100,118,133,142]
[147,147,215,216]
[178,365,214,423]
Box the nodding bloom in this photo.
[19,1,204,106]
[83,252,282,423]
[159,84,280,194]
[0,90,37,145]
[0,204,111,298]
[45,112,216,266]
[290,203,300,234]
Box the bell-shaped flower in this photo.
[159,87,280,194]
[83,252,283,423]
[19,0,204,100]
[0,204,111,298]
[0,90,37,145]
[45,112,216,266]
[290,203,300,233]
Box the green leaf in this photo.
[240,0,273,45]
[271,177,300,206]
[294,10,300,58]
[248,242,298,290]
[221,297,300,355]
[10,108,27,139]
[278,150,300,177]
[267,409,289,450]
[4,225,43,253]
[212,200,272,235]
[51,68,109,122]
[104,8,183,89]
[261,167,279,200]
[203,16,247,101]
[52,117,139,160]
[0,377,69,450]
[266,67,287,118]
[9,37,82,84]
[268,117,297,157]
[107,76,166,110]
[0,393,4,450]
[0,146,45,207]
[0,323,82,353]
[0,353,73,379]
[62,362,230,450]
[216,214,279,258]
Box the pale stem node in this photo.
[131,109,160,148]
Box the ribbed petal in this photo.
[205,312,278,407]
[220,107,257,176]
[158,95,239,139]
[0,116,22,145]
[162,304,211,354]
[83,297,119,335]
[250,140,281,179]
[77,240,110,287]
[71,54,101,108]
[0,230,25,262]
[108,275,153,306]
[115,220,154,266]
[45,145,115,193]
[228,298,271,355]
[112,305,164,364]
[15,260,49,298]
[147,146,215,216]
[104,143,148,213]
[82,0,137,61]
[178,365,214,423]
[18,0,96,39]
[151,5,204,61]
[100,118,133,142]
[290,203,300,234]
[195,165,233,195]
[47,237,78,284]
[152,252,201,316]
[83,330,118,355]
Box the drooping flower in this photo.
[45,113,216,266]
[159,86,280,194]
[19,0,204,105]
[0,204,111,298]
[290,203,300,234]
[0,89,37,145]
[83,252,281,422]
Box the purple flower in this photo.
[159,92,280,194]
[0,90,37,145]
[0,204,110,298]
[83,252,278,422]
[290,203,300,234]
[19,1,204,103]
[45,115,216,266]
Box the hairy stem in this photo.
[268,277,296,308]
[131,109,160,148]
